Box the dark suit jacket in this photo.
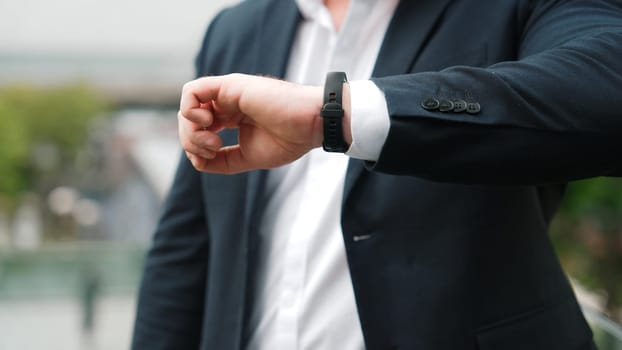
[133,0,622,349]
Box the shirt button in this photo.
[452,99,467,112]
[421,98,440,110]
[438,99,454,112]
[466,102,481,114]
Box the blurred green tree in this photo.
[0,100,30,199]
[552,177,622,322]
[0,83,108,210]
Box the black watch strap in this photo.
[321,72,349,152]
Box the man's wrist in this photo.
[342,82,352,147]
[305,85,325,149]
[320,72,351,152]
[303,84,351,150]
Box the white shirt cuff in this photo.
[345,80,391,161]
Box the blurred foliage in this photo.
[551,177,622,321]
[0,83,108,208]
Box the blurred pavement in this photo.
[0,295,135,350]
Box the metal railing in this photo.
[583,306,622,350]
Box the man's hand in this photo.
[179,74,327,174]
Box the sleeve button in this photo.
[421,98,440,110]
[438,99,455,112]
[452,99,467,113]
[466,102,481,114]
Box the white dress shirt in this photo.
[243,0,397,349]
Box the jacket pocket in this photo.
[476,298,592,350]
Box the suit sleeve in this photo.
[131,156,210,350]
[370,0,622,185]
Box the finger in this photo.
[181,130,218,159]
[180,77,223,114]
[184,143,218,160]
[181,74,249,116]
[178,107,214,129]
[179,118,221,158]
[185,151,212,172]
[180,131,221,160]
[196,145,251,174]
[190,129,223,149]
[178,110,219,134]
[186,131,222,159]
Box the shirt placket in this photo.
[274,12,337,349]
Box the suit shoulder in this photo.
[196,0,276,75]
[204,0,268,49]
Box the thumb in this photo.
[194,145,251,174]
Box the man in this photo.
[133,0,622,349]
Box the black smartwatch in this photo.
[321,72,349,152]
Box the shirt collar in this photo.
[295,0,331,27]
[295,0,322,19]
[295,0,380,28]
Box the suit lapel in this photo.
[256,0,301,78]
[343,0,453,200]
[373,0,453,77]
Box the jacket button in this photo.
[466,102,481,114]
[421,98,440,110]
[438,99,454,112]
[452,99,467,112]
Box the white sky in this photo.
[0,0,239,56]
[0,0,240,89]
